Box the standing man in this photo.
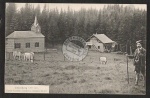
[133,40,146,86]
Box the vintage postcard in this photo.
[5,3,146,94]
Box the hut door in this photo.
[89,45,91,49]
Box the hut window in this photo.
[14,43,21,48]
[26,43,30,48]
[98,46,100,49]
[35,42,39,47]
[89,45,91,49]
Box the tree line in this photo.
[6,3,146,51]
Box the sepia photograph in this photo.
[5,3,146,94]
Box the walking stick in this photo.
[126,43,129,84]
[127,55,129,84]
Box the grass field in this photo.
[5,50,146,94]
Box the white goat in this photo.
[13,51,21,60]
[99,57,107,64]
[24,52,34,62]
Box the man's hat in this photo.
[136,40,142,44]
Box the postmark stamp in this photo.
[62,36,88,61]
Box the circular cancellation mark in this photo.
[62,36,88,61]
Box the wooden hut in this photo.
[86,34,117,52]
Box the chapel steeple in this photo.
[31,16,41,33]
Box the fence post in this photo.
[9,52,10,60]
[44,50,45,60]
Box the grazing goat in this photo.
[24,52,34,62]
[99,57,107,64]
[13,51,21,60]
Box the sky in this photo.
[7,3,147,12]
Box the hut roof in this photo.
[6,31,45,38]
[87,34,115,44]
